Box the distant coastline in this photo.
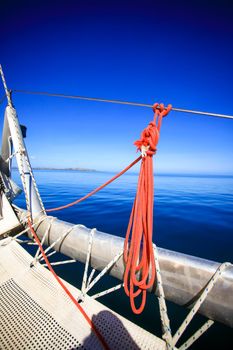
[12,166,97,172]
[12,167,233,177]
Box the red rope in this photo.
[46,156,141,212]
[44,103,171,317]
[27,218,109,350]
[123,103,172,314]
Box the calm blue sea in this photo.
[13,170,233,349]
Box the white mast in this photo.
[0,65,45,217]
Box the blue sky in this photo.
[1,0,233,174]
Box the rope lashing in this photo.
[123,103,172,314]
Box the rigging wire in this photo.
[13,89,233,120]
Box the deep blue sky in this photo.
[1,0,233,174]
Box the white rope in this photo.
[86,268,96,288]
[5,150,18,163]
[81,228,95,294]
[179,320,214,350]
[39,250,57,261]
[152,246,230,350]
[77,249,123,302]
[173,262,230,346]
[33,218,56,264]
[37,225,79,261]
[92,283,123,299]
[15,239,33,244]
[85,250,123,293]
[154,245,174,350]
[41,259,76,267]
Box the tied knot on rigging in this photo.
[123,102,172,314]
[134,103,172,157]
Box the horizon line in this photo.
[12,166,233,177]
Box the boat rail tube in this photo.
[16,209,233,328]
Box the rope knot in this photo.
[134,103,172,157]
[134,121,158,157]
[153,102,172,116]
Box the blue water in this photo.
[14,170,233,349]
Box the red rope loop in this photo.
[123,103,172,314]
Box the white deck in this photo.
[0,239,166,349]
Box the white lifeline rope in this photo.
[179,320,214,350]
[153,246,230,350]
[39,250,57,262]
[78,247,123,301]
[15,239,33,244]
[91,283,123,300]
[81,228,96,295]
[173,261,230,347]
[86,268,96,289]
[5,150,18,163]
[154,245,174,350]
[36,224,80,261]
[78,227,124,301]
[33,217,56,264]
[85,250,123,294]
[41,259,76,267]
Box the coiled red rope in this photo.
[43,102,171,319]
[123,103,172,314]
